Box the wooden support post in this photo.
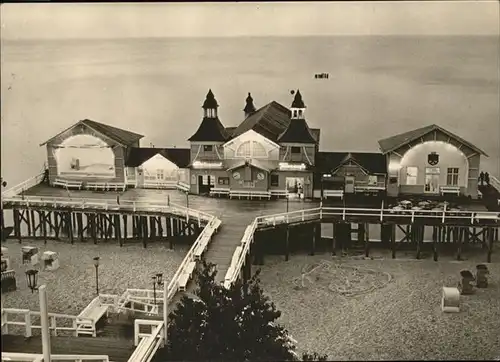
[122,215,128,243]
[72,213,76,235]
[331,222,337,256]
[41,211,47,244]
[446,227,452,243]
[13,209,21,242]
[114,214,122,247]
[166,217,172,238]
[357,223,365,246]
[54,212,60,240]
[391,224,396,259]
[173,219,178,236]
[487,227,493,263]
[103,215,109,242]
[47,212,53,234]
[456,227,464,261]
[77,214,84,242]
[30,210,37,238]
[310,223,316,256]
[91,214,97,244]
[67,213,74,244]
[432,226,438,261]
[132,216,137,238]
[25,209,32,237]
[149,217,156,240]
[142,216,148,248]
[364,223,370,258]
[285,226,290,261]
[416,224,422,260]
[157,217,163,238]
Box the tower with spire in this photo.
[277,89,317,167]
[243,92,256,119]
[188,89,229,165]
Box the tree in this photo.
[156,261,327,361]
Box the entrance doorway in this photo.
[344,176,355,193]
[425,167,440,193]
[285,177,305,199]
[198,175,215,194]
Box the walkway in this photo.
[1,335,135,362]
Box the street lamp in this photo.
[93,257,100,296]
[26,269,39,293]
[152,273,163,305]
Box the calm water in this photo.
[1,36,499,187]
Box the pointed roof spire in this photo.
[243,92,256,114]
[202,89,219,110]
[291,89,306,108]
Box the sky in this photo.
[0,1,498,39]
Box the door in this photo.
[198,175,214,194]
[425,167,440,193]
[344,176,355,193]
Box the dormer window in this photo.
[291,146,301,154]
[203,145,213,152]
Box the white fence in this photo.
[127,319,165,362]
[1,173,45,198]
[0,353,109,362]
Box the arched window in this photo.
[236,141,251,157]
[235,141,267,158]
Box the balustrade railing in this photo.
[1,172,45,198]
[128,319,164,362]
[0,352,109,362]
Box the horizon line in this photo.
[2,34,497,42]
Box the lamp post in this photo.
[26,269,39,293]
[163,275,168,346]
[93,257,100,296]
[25,270,51,362]
[152,273,163,305]
[185,191,189,208]
[286,193,289,213]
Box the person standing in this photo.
[479,171,485,186]
[485,172,490,186]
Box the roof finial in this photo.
[243,92,256,114]
[291,89,305,108]
[202,89,219,110]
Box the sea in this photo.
[1,36,499,187]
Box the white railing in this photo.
[1,172,45,198]
[142,180,178,189]
[128,319,164,362]
[0,353,109,362]
[123,289,164,305]
[1,308,92,337]
[166,216,220,301]
[176,181,190,193]
[2,195,213,225]
[223,205,500,289]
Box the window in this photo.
[447,168,459,186]
[406,167,418,185]
[298,110,303,118]
[291,146,301,154]
[235,141,267,158]
[203,145,213,152]
[368,175,377,185]
[293,110,297,118]
[209,175,215,186]
[236,141,251,157]
[156,169,164,180]
[218,177,229,185]
[271,174,279,187]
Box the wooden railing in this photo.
[1,308,93,337]
[1,172,45,198]
[224,220,257,288]
[0,352,109,362]
[2,195,213,226]
[128,319,164,362]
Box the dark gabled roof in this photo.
[188,117,229,142]
[278,119,317,144]
[243,92,256,114]
[126,147,190,168]
[224,127,237,137]
[231,101,292,141]
[310,128,321,144]
[291,89,306,108]
[378,124,488,156]
[202,89,219,109]
[40,119,144,147]
[316,151,387,174]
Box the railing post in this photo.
[73,318,78,336]
[411,211,415,223]
[342,208,346,221]
[134,319,140,346]
[51,315,57,336]
[24,310,32,337]
[301,210,304,221]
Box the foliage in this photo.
[157,261,327,361]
